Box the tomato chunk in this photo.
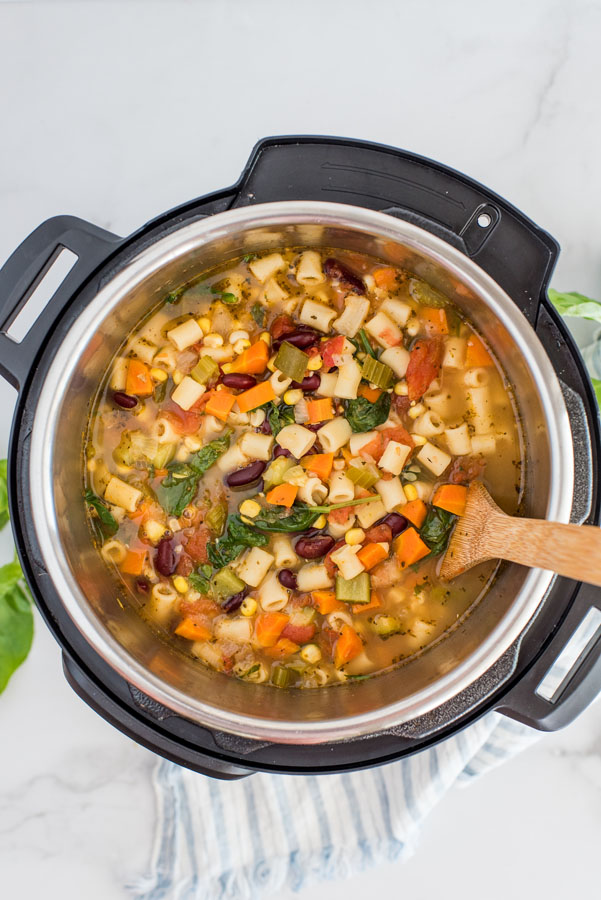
[406,338,443,401]
[184,525,211,563]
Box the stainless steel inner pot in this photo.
[29,202,574,744]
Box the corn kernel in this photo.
[168,517,181,532]
[345,527,366,546]
[173,576,189,594]
[221,363,233,374]
[233,338,251,354]
[314,514,327,529]
[406,318,420,336]
[260,331,271,345]
[267,355,277,372]
[307,354,322,371]
[411,434,427,446]
[229,330,250,344]
[394,381,408,396]
[403,484,418,502]
[301,644,322,664]
[240,597,258,617]
[150,367,168,383]
[197,317,211,334]
[172,369,183,385]
[239,499,262,518]
[283,389,303,405]
[204,333,224,348]
[408,402,425,419]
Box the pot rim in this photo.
[28,201,574,743]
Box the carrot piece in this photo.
[306,398,334,424]
[264,637,300,659]
[174,618,212,642]
[356,542,389,571]
[229,340,269,375]
[465,334,494,368]
[352,590,382,615]
[121,549,147,576]
[432,483,468,517]
[358,384,383,403]
[126,359,153,396]
[334,625,363,668]
[265,483,298,507]
[127,498,153,522]
[301,452,334,481]
[402,498,428,529]
[395,527,431,568]
[372,266,399,291]
[236,380,276,413]
[205,389,236,422]
[311,590,345,615]
[254,612,289,647]
[421,307,449,336]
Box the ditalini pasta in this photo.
[85,247,524,689]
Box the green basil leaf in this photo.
[84,490,118,536]
[420,507,456,556]
[548,290,601,324]
[251,302,265,326]
[0,556,34,694]
[345,392,391,433]
[0,459,8,531]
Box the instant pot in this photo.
[1,136,600,779]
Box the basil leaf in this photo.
[345,392,391,433]
[0,555,34,694]
[0,459,8,531]
[548,290,601,325]
[207,514,269,568]
[84,490,118,536]
[252,506,322,533]
[157,432,231,516]
[266,402,295,436]
[420,507,456,556]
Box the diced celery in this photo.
[271,665,292,688]
[152,442,176,470]
[289,607,316,626]
[191,356,219,385]
[205,501,227,536]
[370,614,403,637]
[263,455,296,489]
[347,460,380,490]
[211,567,245,599]
[274,341,309,382]
[336,572,371,604]
[113,430,158,467]
[408,277,448,308]
[361,356,394,390]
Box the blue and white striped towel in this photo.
[131,711,540,900]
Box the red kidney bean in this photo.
[221,373,257,390]
[155,539,176,576]
[274,329,320,351]
[259,418,272,435]
[222,588,248,614]
[136,579,149,593]
[290,374,321,391]
[113,391,138,409]
[278,569,298,590]
[274,445,291,458]
[375,513,408,537]
[323,258,366,294]
[270,314,295,341]
[226,460,266,488]
[294,534,335,559]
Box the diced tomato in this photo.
[179,595,220,620]
[382,425,414,448]
[161,403,203,435]
[365,523,392,544]
[359,425,414,464]
[184,525,211,563]
[324,539,346,577]
[328,505,354,525]
[281,623,316,644]
[176,553,194,576]
[321,335,347,370]
[392,394,412,416]
[270,314,295,341]
[405,338,443,401]
[448,455,487,485]
[318,627,339,660]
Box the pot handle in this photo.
[496,581,601,730]
[0,216,121,391]
[233,136,559,324]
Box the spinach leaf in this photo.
[220,293,239,305]
[84,490,118,536]
[420,507,456,556]
[207,514,269,568]
[251,302,265,326]
[189,564,212,595]
[165,288,184,304]
[358,328,377,358]
[548,289,601,325]
[266,402,295,436]
[0,555,34,694]
[0,459,8,531]
[253,506,322,533]
[243,253,258,263]
[345,392,391,433]
[156,431,231,516]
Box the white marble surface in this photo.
[1,1,601,898]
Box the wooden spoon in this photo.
[439,481,601,587]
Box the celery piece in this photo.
[211,567,245,599]
[289,607,316,627]
[205,501,227,536]
[152,442,176,470]
[263,456,296,490]
[361,356,393,390]
[191,356,219,385]
[271,665,292,688]
[408,277,448,308]
[336,572,371,604]
[274,341,309,382]
[113,430,158,467]
[370,614,403,637]
[347,460,380,490]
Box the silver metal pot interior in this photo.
[29,202,574,743]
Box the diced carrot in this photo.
[395,527,431,568]
[372,266,399,291]
[356,542,389,571]
[334,625,363,668]
[175,618,212,642]
[126,359,153,396]
[421,307,449,336]
[265,483,298,507]
[311,590,345,615]
[127,498,153,522]
[154,468,168,478]
[229,340,269,375]
[352,590,382,615]
[465,334,494,368]
[358,384,383,403]
[432,483,468,517]
[254,612,289,647]
[301,452,334,481]
[264,637,300,659]
[402,498,428,529]
[120,549,147,576]
[236,380,276,413]
[205,389,236,422]
[306,398,334,424]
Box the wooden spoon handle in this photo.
[485,512,601,587]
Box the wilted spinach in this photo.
[156,431,231,516]
[189,565,213,595]
[345,392,391,433]
[207,515,269,568]
[84,490,118,536]
[251,302,265,326]
[266,402,295,436]
[420,507,456,556]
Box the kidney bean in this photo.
[226,460,266,488]
[323,258,366,294]
[113,391,138,409]
[135,579,149,593]
[295,534,335,559]
[274,445,291,458]
[375,512,408,537]
[221,373,257,390]
[155,539,176,576]
[290,374,321,391]
[259,418,272,435]
[274,329,320,351]
[278,569,298,590]
[270,314,295,341]
[222,589,248,614]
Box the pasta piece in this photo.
[329,544,365,580]
[412,410,445,438]
[296,250,325,285]
[328,513,356,538]
[152,417,180,444]
[199,346,234,363]
[332,295,370,338]
[171,376,206,411]
[104,476,142,512]
[335,360,362,399]
[149,583,178,625]
[168,318,203,352]
[364,312,402,348]
[464,367,490,388]
[276,424,316,458]
[191,641,224,671]
[297,477,328,505]
[375,477,406,512]
[416,441,452,477]
[237,547,275,587]
[249,253,286,283]
[130,337,157,365]
[378,440,412,475]
[328,471,355,505]
[471,434,497,455]
[326,610,354,630]
[270,370,293,396]
[413,480,433,502]
[317,417,353,454]
[379,346,410,378]
[109,357,128,391]
[296,563,334,592]
[257,572,289,612]
[217,443,250,473]
[355,499,386,529]
[239,432,274,462]
[227,410,251,427]
[100,539,127,565]
[423,391,452,416]
[201,415,226,440]
[153,346,177,373]
[349,431,377,456]
[444,422,472,456]
[272,534,299,569]
[214,617,252,643]
[380,298,412,327]
[442,336,466,369]
[263,278,289,304]
[299,298,337,333]
[467,386,494,434]
[316,372,338,398]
